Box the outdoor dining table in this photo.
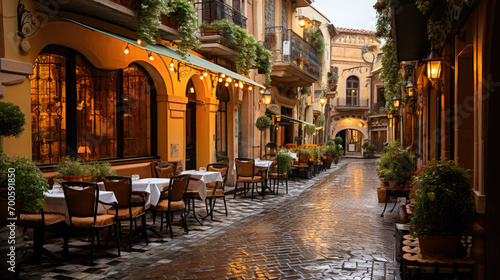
[98,178,167,209]
[180,170,223,225]
[43,189,118,221]
[232,159,274,197]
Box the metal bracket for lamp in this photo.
[17,0,43,39]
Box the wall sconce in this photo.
[299,18,306,27]
[406,81,415,97]
[425,49,442,80]
[348,119,351,124]
[261,90,272,106]
[320,97,326,106]
[148,51,154,61]
[393,96,401,110]
[169,59,175,71]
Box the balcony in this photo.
[195,0,248,59]
[333,97,370,111]
[40,0,179,40]
[264,26,321,87]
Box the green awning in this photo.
[58,16,265,89]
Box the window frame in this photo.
[31,46,157,166]
[346,76,360,106]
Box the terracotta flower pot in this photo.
[418,234,460,259]
[64,175,81,182]
[389,180,399,188]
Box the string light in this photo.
[226,77,232,83]
[221,74,226,78]
[225,82,229,87]
[200,75,204,80]
[190,87,195,93]
[203,71,208,77]
[219,77,223,83]
[248,86,253,91]
[148,51,154,61]
[239,82,244,89]
[234,81,238,87]
[169,59,175,71]
[137,39,142,45]
[124,44,130,54]
[260,89,265,94]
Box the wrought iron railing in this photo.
[333,97,370,108]
[264,26,321,79]
[109,0,179,29]
[195,0,247,29]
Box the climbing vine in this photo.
[304,27,325,66]
[374,0,405,112]
[136,0,200,56]
[200,20,272,85]
[415,0,461,49]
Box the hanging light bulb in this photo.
[221,73,226,78]
[200,75,204,80]
[137,39,142,45]
[234,81,238,87]
[124,44,130,54]
[248,86,253,91]
[148,52,154,61]
[260,89,265,94]
[203,71,208,77]
[226,77,232,83]
[239,82,244,89]
[225,82,229,87]
[219,77,223,83]
[169,60,175,71]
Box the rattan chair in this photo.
[103,176,148,251]
[62,182,120,264]
[234,158,266,200]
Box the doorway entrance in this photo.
[186,79,197,170]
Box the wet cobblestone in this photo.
[19,159,401,279]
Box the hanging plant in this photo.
[200,20,272,85]
[304,27,325,66]
[316,113,325,127]
[136,0,200,56]
[0,102,26,154]
[415,0,461,49]
[374,0,405,112]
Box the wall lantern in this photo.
[393,96,401,110]
[406,80,415,97]
[299,18,306,28]
[320,97,326,106]
[425,49,442,80]
[261,90,272,106]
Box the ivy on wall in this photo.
[136,0,200,56]
[304,27,325,66]
[374,0,405,112]
[201,20,272,85]
[415,0,461,49]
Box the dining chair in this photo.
[268,159,288,195]
[149,174,190,239]
[293,153,310,179]
[205,163,229,220]
[62,181,120,264]
[103,176,148,251]
[18,207,67,261]
[154,163,176,178]
[234,158,265,200]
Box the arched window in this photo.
[31,47,156,164]
[346,76,359,106]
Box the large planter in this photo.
[0,225,25,279]
[418,234,460,258]
[64,175,81,182]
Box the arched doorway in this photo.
[185,79,197,170]
[332,118,368,156]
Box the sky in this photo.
[310,0,378,31]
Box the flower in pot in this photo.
[410,160,474,258]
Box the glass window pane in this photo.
[123,65,151,157]
[31,53,67,164]
[76,55,117,160]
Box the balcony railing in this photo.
[264,26,321,79]
[195,0,247,29]
[333,97,370,108]
[109,0,179,29]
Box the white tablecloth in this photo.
[44,189,118,222]
[181,170,223,201]
[98,179,167,208]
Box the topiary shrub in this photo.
[0,102,26,153]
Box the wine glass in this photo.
[131,174,140,181]
[199,167,206,172]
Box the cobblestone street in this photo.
[120,158,400,280]
[20,158,401,280]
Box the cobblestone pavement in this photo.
[19,158,401,280]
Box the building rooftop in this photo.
[336,27,376,36]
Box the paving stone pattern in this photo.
[19,159,401,280]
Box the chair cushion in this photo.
[207,188,224,197]
[107,206,144,220]
[206,181,217,188]
[237,176,262,183]
[150,200,185,211]
[71,214,116,228]
[19,213,65,227]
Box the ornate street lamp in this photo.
[320,97,326,106]
[261,89,272,106]
[425,49,442,80]
[393,96,401,110]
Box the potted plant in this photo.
[0,155,48,279]
[255,115,272,159]
[333,137,344,164]
[410,160,474,258]
[57,156,89,181]
[328,73,338,91]
[87,161,116,182]
[272,152,293,175]
[0,102,26,154]
[362,142,376,157]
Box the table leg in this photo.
[381,195,389,217]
